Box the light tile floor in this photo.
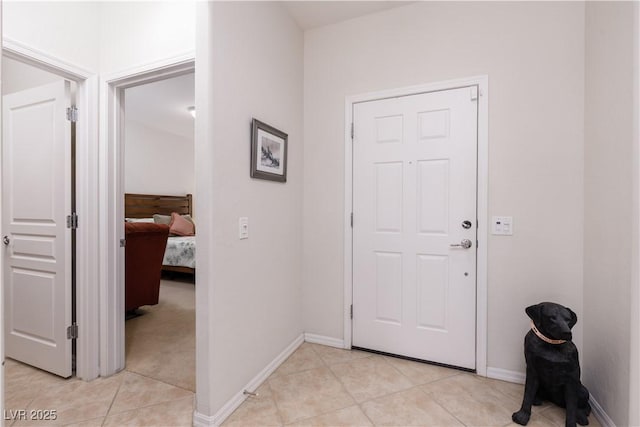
[4,280,195,427]
[5,278,602,427]
[222,342,603,427]
[5,341,603,427]
[4,356,194,427]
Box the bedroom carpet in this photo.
[125,279,196,392]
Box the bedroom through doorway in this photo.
[122,72,196,392]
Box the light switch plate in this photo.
[492,216,513,235]
[239,217,249,239]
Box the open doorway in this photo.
[122,72,196,391]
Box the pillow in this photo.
[154,213,195,226]
[153,214,172,225]
[183,214,195,225]
[125,217,154,223]
[169,212,195,236]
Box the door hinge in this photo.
[66,106,78,123]
[120,238,126,248]
[350,212,354,228]
[470,87,478,101]
[66,213,78,229]
[67,323,78,340]
[350,122,354,140]
[350,304,353,319]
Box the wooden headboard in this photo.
[125,193,193,218]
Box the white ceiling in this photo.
[125,72,195,139]
[282,1,413,30]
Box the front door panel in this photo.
[353,86,478,369]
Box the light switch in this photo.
[492,216,513,236]
[239,217,249,239]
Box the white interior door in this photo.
[3,80,73,378]
[353,86,478,369]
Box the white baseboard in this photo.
[486,367,526,384]
[192,333,304,427]
[589,396,615,427]
[304,333,345,349]
[192,410,215,427]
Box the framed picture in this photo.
[251,118,288,182]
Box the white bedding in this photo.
[163,236,196,269]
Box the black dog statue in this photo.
[512,302,591,427]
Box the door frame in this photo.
[99,54,195,376]
[343,75,489,376]
[2,37,100,380]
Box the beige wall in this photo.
[4,1,195,75]
[3,1,100,71]
[98,1,196,74]
[584,2,636,425]
[205,1,304,413]
[631,4,640,426]
[124,121,195,197]
[303,1,586,374]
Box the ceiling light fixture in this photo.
[187,106,196,118]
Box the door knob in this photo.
[450,239,472,249]
[3,236,10,246]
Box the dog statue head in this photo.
[526,302,577,342]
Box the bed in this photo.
[125,193,195,276]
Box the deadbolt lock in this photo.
[462,220,472,229]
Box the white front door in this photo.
[352,86,478,369]
[3,81,73,378]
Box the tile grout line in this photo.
[240,343,532,427]
[259,379,286,427]
[277,344,526,427]
[341,352,466,425]
[354,355,484,426]
[4,281,194,427]
[123,368,195,394]
[277,344,361,425]
[266,343,313,425]
[7,395,35,427]
[102,372,127,425]
[413,383,468,427]
[264,362,295,427]
[106,370,195,416]
[538,406,566,427]
[311,345,377,426]
[103,394,196,425]
[317,346,441,423]
[315,344,360,403]
[294,343,356,425]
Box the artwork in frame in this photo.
[251,118,288,182]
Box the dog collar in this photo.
[530,320,566,345]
